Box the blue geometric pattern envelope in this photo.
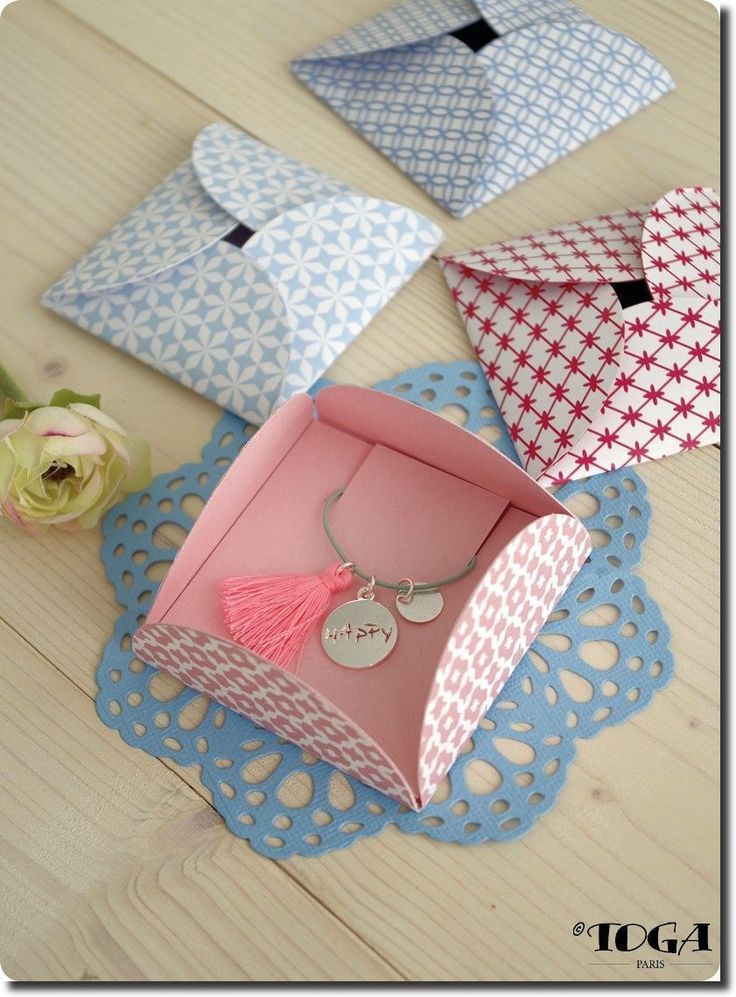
[291,0,675,218]
[42,123,443,423]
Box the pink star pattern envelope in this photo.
[440,187,720,484]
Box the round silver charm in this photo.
[396,587,444,623]
[322,597,398,669]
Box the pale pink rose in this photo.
[0,402,151,531]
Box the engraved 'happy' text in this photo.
[323,622,394,645]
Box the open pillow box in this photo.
[133,387,591,808]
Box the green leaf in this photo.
[2,388,102,421]
[48,388,102,409]
[2,399,40,419]
[0,362,27,414]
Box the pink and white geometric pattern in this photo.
[417,514,590,803]
[441,186,720,484]
[133,623,417,807]
[133,510,590,809]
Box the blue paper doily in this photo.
[98,361,673,858]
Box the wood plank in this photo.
[0,621,400,981]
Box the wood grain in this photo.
[0,0,719,982]
[0,621,399,981]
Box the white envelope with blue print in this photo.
[292,0,675,218]
[42,123,443,424]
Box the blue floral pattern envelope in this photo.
[42,123,443,423]
[291,0,675,217]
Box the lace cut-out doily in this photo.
[98,361,673,858]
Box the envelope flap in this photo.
[240,194,442,388]
[441,257,627,478]
[192,123,351,228]
[42,160,235,300]
[293,33,497,217]
[296,0,480,59]
[474,0,588,33]
[442,204,650,284]
[541,295,720,485]
[641,186,720,301]
[297,0,588,60]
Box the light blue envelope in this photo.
[42,123,443,423]
[291,0,675,218]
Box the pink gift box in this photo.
[133,386,591,809]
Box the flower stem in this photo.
[0,362,26,411]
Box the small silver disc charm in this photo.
[322,595,398,669]
[396,585,444,623]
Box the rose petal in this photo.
[1,497,28,528]
[0,418,23,440]
[123,436,152,492]
[25,406,91,438]
[0,447,14,498]
[69,403,126,435]
[109,432,152,492]
[43,432,106,459]
[9,427,104,466]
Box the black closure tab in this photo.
[448,18,500,52]
[222,223,256,249]
[610,278,653,310]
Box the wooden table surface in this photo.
[0,0,720,982]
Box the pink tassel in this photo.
[219,562,353,668]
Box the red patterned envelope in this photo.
[441,187,720,485]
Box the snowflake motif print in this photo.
[42,123,442,426]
